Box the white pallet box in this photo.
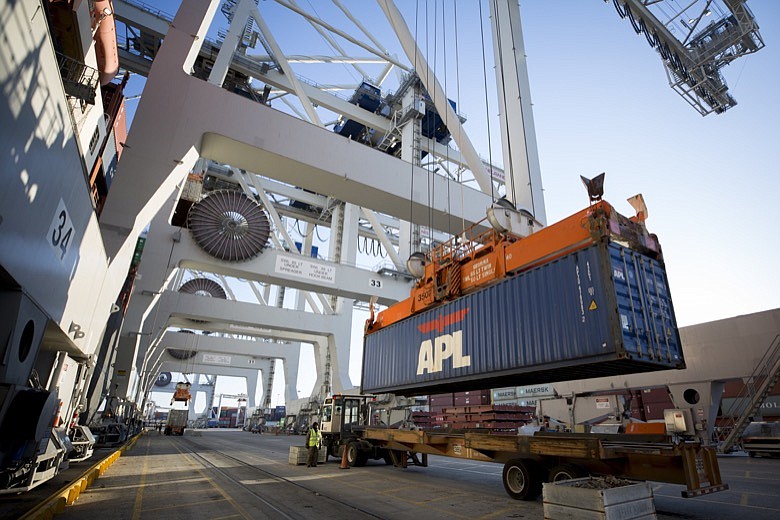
[288,446,327,465]
[543,477,657,520]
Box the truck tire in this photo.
[502,458,542,501]
[548,463,588,482]
[346,442,367,467]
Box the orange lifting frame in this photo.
[367,201,637,334]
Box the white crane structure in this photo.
[0,0,763,487]
[610,0,764,115]
[0,0,767,494]
[102,0,549,418]
[100,0,765,419]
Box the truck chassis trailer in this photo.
[165,409,188,436]
[335,427,727,501]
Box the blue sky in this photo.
[130,1,780,408]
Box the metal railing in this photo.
[56,52,99,104]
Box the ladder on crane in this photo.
[717,334,780,452]
[263,359,275,410]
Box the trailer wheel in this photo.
[502,459,542,501]
[548,463,588,482]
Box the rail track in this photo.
[179,436,386,519]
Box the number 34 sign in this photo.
[48,199,75,261]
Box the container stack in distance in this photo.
[411,390,535,433]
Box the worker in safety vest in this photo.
[306,422,322,467]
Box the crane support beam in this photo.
[287,0,369,80]
[160,331,321,358]
[173,241,410,306]
[360,208,405,271]
[101,0,492,262]
[615,0,764,115]
[378,0,495,197]
[249,2,324,126]
[157,291,342,337]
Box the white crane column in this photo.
[488,0,546,224]
[325,202,360,393]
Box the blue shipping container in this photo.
[362,241,683,396]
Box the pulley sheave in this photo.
[188,190,271,261]
[178,278,227,299]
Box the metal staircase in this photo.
[718,334,780,452]
[263,360,275,410]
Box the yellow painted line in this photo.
[740,493,749,506]
[131,436,151,520]
[20,432,144,520]
[140,497,229,512]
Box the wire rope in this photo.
[453,0,466,234]
[478,0,496,204]
[428,0,439,249]
[442,0,453,238]
[491,0,512,206]
[408,0,420,259]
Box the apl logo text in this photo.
[416,309,471,375]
